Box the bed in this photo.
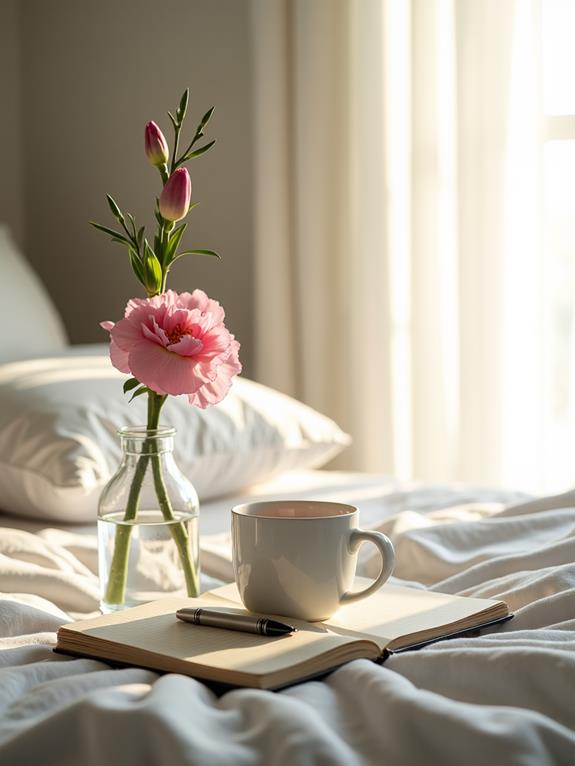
[1,227,574,764]
[2,472,575,764]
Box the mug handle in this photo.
[340,529,395,605]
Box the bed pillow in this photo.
[0,347,350,522]
[0,225,67,361]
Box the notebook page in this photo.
[210,581,504,647]
[65,594,237,634]
[327,585,506,647]
[64,596,358,677]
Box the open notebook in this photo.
[56,580,510,690]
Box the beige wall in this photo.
[4,0,255,376]
[0,0,23,250]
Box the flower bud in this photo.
[145,121,169,167]
[142,242,162,296]
[159,168,192,222]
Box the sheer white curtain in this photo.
[251,0,543,491]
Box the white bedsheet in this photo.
[0,472,573,765]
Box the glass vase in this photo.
[98,426,200,613]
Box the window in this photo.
[541,0,575,490]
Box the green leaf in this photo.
[173,248,221,262]
[142,240,162,293]
[167,110,178,129]
[197,106,215,135]
[90,221,131,244]
[123,377,140,394]
[128,247,145,283]
[177,89,189,123]
[137,226,145,249]
[164,223,187,265]
[188,106,215,148]
[129,385,150,402]
[106,195,124,223]
[127,213,137,238]
[182,140,216,161]
[154,209,164,226]
[188,201,200,212]
[171,222,188,241]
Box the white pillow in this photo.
[0,225,67,361]
[0,346,350,522]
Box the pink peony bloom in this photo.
[145,121,169,167]
[159,168,191,222]
[101,289,241,408]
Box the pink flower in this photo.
[159,168,191,222]
[144,121,169,167]
[101,289,241,408]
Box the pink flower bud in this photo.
[144,121,169,167]
[159,168,192,222]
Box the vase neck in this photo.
[118,426,176,456]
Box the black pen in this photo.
[176,607,296,636]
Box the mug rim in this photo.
[231,500,358,520]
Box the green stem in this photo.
[151,451,200,597]
[149,393,199,597]
[102,456,148,604]
[171,122,182,174]
[174,121,204,170]
[102,392,199,607]
[158,221,172,291]
[161,223,170,258]
[103,396,155,605]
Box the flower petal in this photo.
[163,307,201,338]
[142,316,170,347]
[127,340,204,396]
[196,326,234,359]
[178,289,226,325]
[111,316,144,352]
[188,340,242,408]
[169,334,204,357]
[109,338,131,374]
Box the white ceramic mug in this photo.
[231,500,395,621]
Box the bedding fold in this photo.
[0,480,573,764]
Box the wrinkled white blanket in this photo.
[1,485,574,765]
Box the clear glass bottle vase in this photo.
[98,426,200,613]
